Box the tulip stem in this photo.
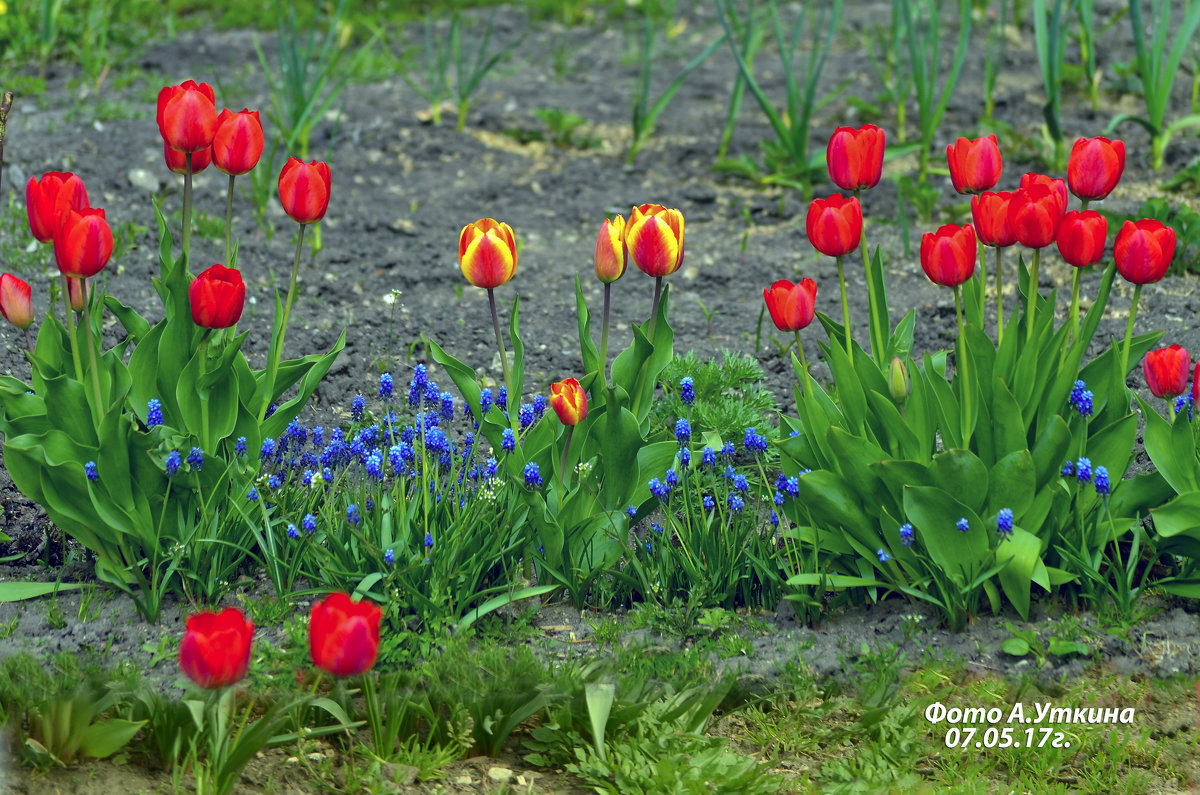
[1069,268,1082,345]
[488,287,516,435]
[954,284,971,447]
[795,330,814,402]
[599,282,611,387]
[558,425,573,512]
[80,278,104,424]
[994,247,1004,345]
[183,153,193,263]
[24,328,33,355]
[649,276,663,338]
[976,238,987,328]
[836,255,852,359]
[261,223,306,422]
[1120,283,1142,377]
[224,174,235,266]
[62,275,85,388]
[1025,247,1040,343]
[198,333,211,450]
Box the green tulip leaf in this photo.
[987,450,1037,518]
[903,485,987,584]
[995,526,1041,620]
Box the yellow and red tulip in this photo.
[459,218,518,289]
[550,377,588,425]
[594,215,627,283]
[625,203,684,278]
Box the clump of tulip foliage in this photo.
[778,127,1199,629]
[0,79,343,621]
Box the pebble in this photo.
[127,168,160,193]
[487,767,514,784]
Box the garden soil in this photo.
[1,1,1200,791]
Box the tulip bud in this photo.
[971,191,1017,248]
[157,80,218,154]
[625,203,685,278]
[67,277,86,313]
[278,158,332,225]
[1143,345,1190,399]
[164,141,212,175]
[1068,137,1125,202]
[946,135,1003,195]
[594,215,627,283]
[54,208,113,279]
[212,109,265,176]
[920,223,977,287]
[179,607,254,689]
[26,172,89,243]
[189,264,246,329]
[826,124,885,191]
[459,218,518,289]
[550,377,588,425]
[309,592,381,677]
[806,194,862,258]
[0,273,33,330]
[762,279,817,332]
[888,356,910,403]
[1008,184,1063,249]
[1114,219,1176,285]
[1056,210,1107,269]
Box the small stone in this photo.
[454,774,474,785]
[383,763,420,786]
[389,218,417,236]
[487,767,514,784]
[127,168,160,193]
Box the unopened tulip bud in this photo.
[67,277,86,313]
[889,356,910,403]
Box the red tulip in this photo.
[26,172,89,243]
[1018,173,1068,215]
[459,218,518,289]
[594,215,627,283]
[1143,345,1191,399]
[157,80,218,154]
[970,191,1017,248]
[920,223,977,287]
[278,158,332,225]
[190,264,246,329]
[763,278,817,332]
[1114,219,1175,285]
[212,109,264,176]
[54,208,113,279]
[179,607,253,689]
[550,377,587,425]
[1068,137,1125,202]
[1008,184,1063,249]
[1056,210,1107,268]
[826,124,885,191]
[0,273,33,330]
[806,194,862,258]
[625,203,685,278]
[164,142,211,175]
[947,135,1002,194]
[309,592,382,677]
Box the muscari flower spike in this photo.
[351,394,366,421]
[675,418,691,446]
[1075,457,1092,484]
[956,517,969,533]
[379,373,393,401]
[287,523,299,539]
[997,508,1014,539]
[877,548,891,563]
[384,548,395,564]
[1094,465,1111,496]
[524,462,543,488]
[84,461,97,481]
[680,376,695,406]
[899,523,914,546]
[303,513,317,534]
[147,399,163,428]
[165,450,182,478]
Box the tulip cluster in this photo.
[179,593,382,691]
